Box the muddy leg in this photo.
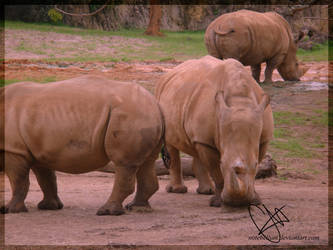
[31,165,63,210]
[97,165,137,216]
[125,153,159,212]
[192,157,214,195]
[251,64,261,83]
[263,64,274,84]
[194,144,224,207]
[1,153,30,213]
[165,145,187,193]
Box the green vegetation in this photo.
[273,110,328,127]
[5,20,330,63]
[270,109,327,175]
[5,21,207,62]
[297,40,332,61]
[270,139,314,158]
[0,76,58,87]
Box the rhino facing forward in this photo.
[205,10,307,83]
[1,75,164,215]
[155,56,274,207]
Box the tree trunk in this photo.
[100,154,277,179]
[144,1,164,36]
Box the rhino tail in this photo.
[157,104,171,169]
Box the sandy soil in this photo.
[1,31,330,247]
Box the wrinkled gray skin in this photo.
[156,56,274,207]
[1,75,164,215]
[205,10,308,83]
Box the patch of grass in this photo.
[273,128,291,138]
[312,110,328,126]
[270,139,314,158]
[16,41,28,51]
[160,57,175,62]
[1,76,59,87]
[310,143,325,149]
[16,41,47,55]
[0,78,19,87]
[273,111,308,126]
[7,20,328,63]
[5,21,207,62]
[39,76,58,83]
[297,40,331,61]
[304,168,320,175]
[273,110,328,127]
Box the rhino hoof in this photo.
[125,202,153,213]
[97,203,125,216]
[196,187,214,195]
[166,184,188,193]
[209,195,222,207]
[1,204,28,213]
[38,199,64,210]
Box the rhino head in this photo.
[215,91,270,206]
[277,38,309,81]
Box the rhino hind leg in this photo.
[165,145,188,193]
[251,64,261,83]
[97,165,137,216]
[1,153,30,213]
[194,144,224,207]
[31,165,63,210]
[192,157,214,195]
[125,150,159,212]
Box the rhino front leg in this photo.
[1,153,30,213]
[264,55,285,84]
[165,145,188,193]
[97,165,137,216]
[251,64,261,83]
[194,144,224,207]
[126,151,159,212]
[192,157,214,195]
[31,165,63,210]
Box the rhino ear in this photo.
[256,93,270,113]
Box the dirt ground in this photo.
[1,33,330,246]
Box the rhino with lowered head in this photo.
[205,9,308,83]
[1,75,165,215]
[155,56,274,207]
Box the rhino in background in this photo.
[1,75,165,216]
[155,56,274,207]
[205,9,308,83]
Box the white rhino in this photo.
[205,10,308,83]
[155,56,274,207]
[1,75,165,215]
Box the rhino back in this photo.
[156,56,225,154]
[206,10,291,66]
[5,76,162,173]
